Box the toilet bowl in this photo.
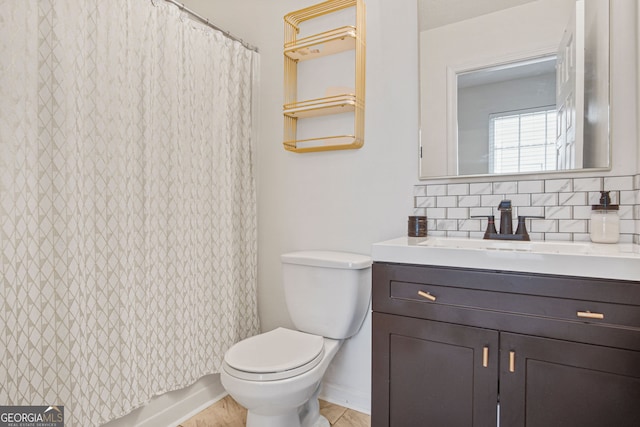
[220,251,372,427]
[221,328,342,427]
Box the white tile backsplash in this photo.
[448,207,470,219]
[459,219,481,231]
[469,182,492,195]
[573,205,592,220]
[531,192,558,206]
[620,219,636,234]
[545,179,572,193]
[587,191,603,205]
[619,205,634,220]
[426,184,447,196]
[413,186,428,197]
[558,219,588,233]
[480,194,504,207]
[469,207,493,216]
[620,190,636,205]
[447,183,469,196]
[415,196,436,208]
[545,206,572,220]
[530,219,558,233]
[436,219,458,231]
[515,206,544,217]
[505,193,531,207]
[414,174,639,242]
[517,180,544,193]
[573,177,602,192]
[458,195,481,207]
[436,196,457,208]
[558,192,587,206]
[493,181,517,195]
[605,176,634,191]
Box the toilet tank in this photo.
[281,251,372,339]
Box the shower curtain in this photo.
[0,0,260,425]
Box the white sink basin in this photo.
[372,236,640,281]
[417,237,634,256]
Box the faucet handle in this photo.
[514,215,545,241]
[471,215,498,239]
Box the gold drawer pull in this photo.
[577,311,604,320]
[417,290,436,302]
[482,346,489,368]
[509,351,516,373]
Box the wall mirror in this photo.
[418,0,610,179]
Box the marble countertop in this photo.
[372,236,640,282]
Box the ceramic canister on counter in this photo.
[408,216,427,237]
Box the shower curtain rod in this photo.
[164,0,259,53]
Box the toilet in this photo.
[220,250,372,427]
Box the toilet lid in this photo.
[224,327,324,381]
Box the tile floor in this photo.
[179,395,370,427]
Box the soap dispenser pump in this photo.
[590,191,620,243]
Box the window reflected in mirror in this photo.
[457,56,558,175]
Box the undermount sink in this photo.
[416,236,636,256]
[372,236,640,281]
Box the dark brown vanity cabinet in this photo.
[371,262,640,427]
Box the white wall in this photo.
[180,0,419,414]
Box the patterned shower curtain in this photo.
[0,0,260,425]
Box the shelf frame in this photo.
[283,0,366,153]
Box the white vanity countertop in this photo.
[372,236,640,282]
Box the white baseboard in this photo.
[319,381,371,415]
[103,376,369,426]
[102,374,227,427]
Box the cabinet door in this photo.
[500,332,640,427]
[372,313,499,427]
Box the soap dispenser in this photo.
[590,191,620,243]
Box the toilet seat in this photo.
[223,327,325,381]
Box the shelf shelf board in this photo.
[283,134,363,153]
[283,94,357,118]
[284,26,357,61]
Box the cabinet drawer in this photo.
[372,263,640,337]
[390,279,640,329]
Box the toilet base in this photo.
[246,384,326,427]
[246,411,299,427]
[313,415,330,427]
[245,412,328,427]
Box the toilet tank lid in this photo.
[281,251,372,270]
